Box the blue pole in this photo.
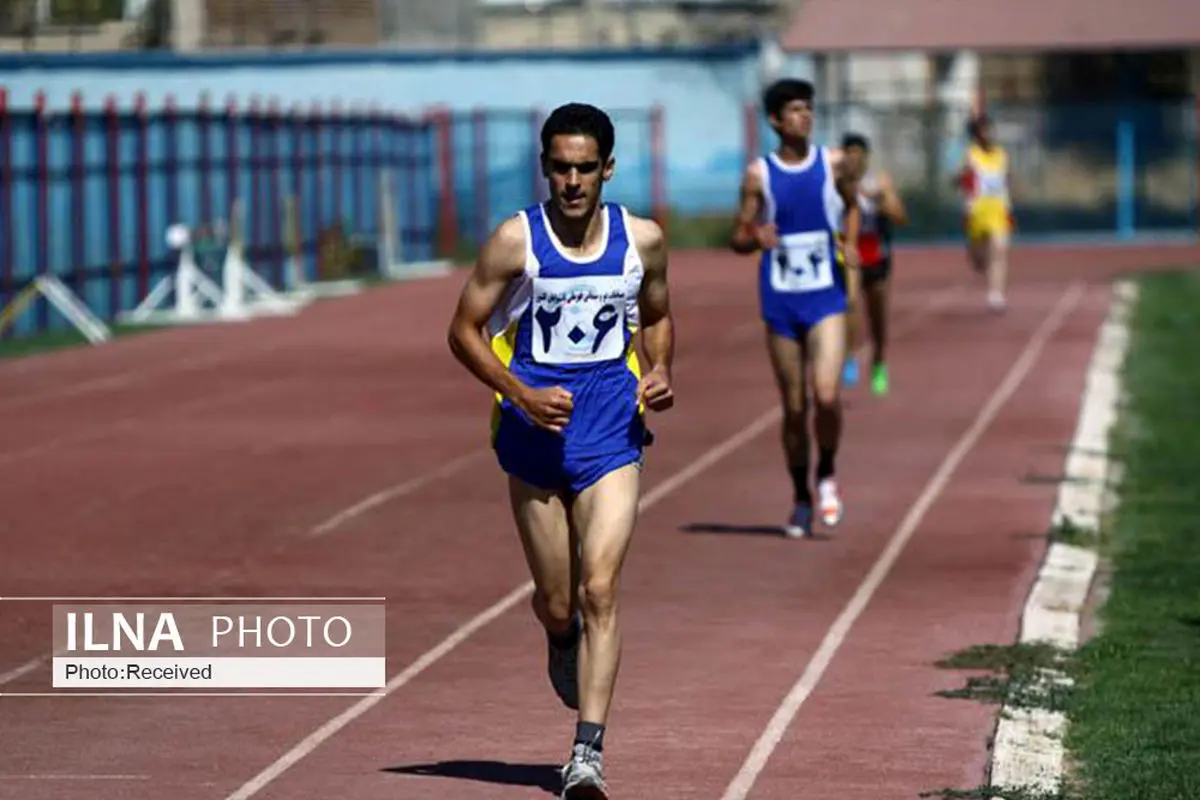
[1116,114,1135,240]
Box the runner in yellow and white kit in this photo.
[954,112,1013,312]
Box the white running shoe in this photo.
[561,742,609,799]
[817,478,843,528]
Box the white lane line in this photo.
[718,282,1085,800]
[307,449,490,537]
[0,654,49,687]
[220,282,967,800]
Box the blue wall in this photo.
[0,47,816,218]
[0,101,441,336]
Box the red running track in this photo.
[0,241,1195,799]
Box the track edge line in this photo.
[986,279,1136,796]
[718,282,1086,800]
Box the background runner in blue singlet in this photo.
[446,102,675,800]
[730,78,862,540]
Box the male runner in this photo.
[446,102,675,800]
[730,77,861,539]
[841,132,907,396]
[954,110,1012,312]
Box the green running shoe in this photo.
[871,363,889,396]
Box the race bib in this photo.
[978,170,1006,197]
[530,275,628,365]
[770,231,834,293]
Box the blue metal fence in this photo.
[0,90,442,337]
[0,91,666,338]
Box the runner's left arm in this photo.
[876,171,908,226]
[830,148,862,287]
[631,215,675,411]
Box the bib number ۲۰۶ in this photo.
[531,275,627,365]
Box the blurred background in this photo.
[0,0,1197,338]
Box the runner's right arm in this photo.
[447,217,573,432]
[730,160,773,254]
[951,155,969,190]
[447,217,529,401]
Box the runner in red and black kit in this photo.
[841,133,906,396]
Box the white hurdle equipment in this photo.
[0,274,112,345]
[118,198,310,326]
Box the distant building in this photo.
[772,0,1200,238]
[777,0,1199,108]
[467,0,786,51]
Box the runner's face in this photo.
[543,134,613,219]
[975,119,993,145]
[844,145,869,178]
[773,99,813,140]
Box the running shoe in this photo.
[561,742,609,799]
[871,363,889,396]
[842,357,860,387]
[784,502,814,539]
[817,478,843,527]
